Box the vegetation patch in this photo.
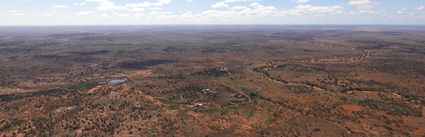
[0,81,97,102]
[288,85,314,94]
[35,54,96,63]
[192,67,230,77]
[358,99,422,117]
[242,88,259,98]
[116,60,174,69]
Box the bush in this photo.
[242,88,259,98]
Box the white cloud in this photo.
[292,0,309,4]
[125,0,172,11]
[211,0,258,9]
[8,10,24,16]
[211,2,229,8]
[146,11,174,18]
[184,2,342,20]
[395,6,425,17]
[85,0,172,12]
[348,0,373,10]
[77,11,94,15]
[74,2,87,6]
[230,6,248,10]
[80,0,342,21]
[117,13,130,17]
[9,10,18,13]
[223,0,260,3]
[198,2,278,18]
[349,10,374,15]
[100,13,110,18]
[42,13,53,17]
[286,4,343,15]
[52,5,68,9]
[85,0,126,11]
[416,6,424,11]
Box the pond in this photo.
[108,79,127,84]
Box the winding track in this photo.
[247,49,375,93]
[251,49,422,106]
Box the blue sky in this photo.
[1,0,424,25]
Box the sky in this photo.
[1,0,425,25]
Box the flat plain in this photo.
[0,25,424,136]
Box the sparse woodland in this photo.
[0,26,424,136]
